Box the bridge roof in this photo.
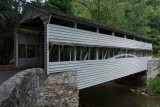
[19,5,152,42]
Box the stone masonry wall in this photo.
[0,69,79,107]
[147,59,160,80]
[0,68,47,107]
[37,71,79,107]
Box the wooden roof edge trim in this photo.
[25,5,152,42]
[28,4,50,15]
[14,4,49,33]
[44,8,151,41]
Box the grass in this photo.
[153,54,160,58]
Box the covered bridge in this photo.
[14,5,152,89]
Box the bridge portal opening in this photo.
[17,17,44,68]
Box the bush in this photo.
[148,76,160,94]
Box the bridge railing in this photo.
[48,56,152,89]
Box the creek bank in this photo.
[80,81,160,107]
[146,59,160,96]
[104,81,160,98]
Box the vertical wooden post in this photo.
[108,49,110,58]
[15,32,19,66]
[88,48,91,60]
[112,32,115,36]
[80,47,82,60]
[96,48,99,60]
[74,46,76,61]
[45,14,52,74]
[102,48,104,59]
[46,24,49,74]
[74,22,77,29]
[97,27,99,33]
[70,46,71,61]
[58,45,61,62]
[26,44,28,58]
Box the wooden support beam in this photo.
[112,32,115,36]
[74,46,76,61]
[96,48,99,60]
[70,46,72,61]
[49,44,54,54]
[104,48,108,59]
[49,45,57,59]
[74,22,77,28]
[15,33,19,66]
[108,49,110,58]
[96,27,99,33]
[84,51,89,60]
[80,47,83,60]
[88,48,91,60]
[58,46,60,62]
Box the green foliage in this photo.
[74,0,160,54]
[148,76,160,94]
[44,0,75,14]
[2,0,160,64]
[0,0,74,64]
[154,54,160,58]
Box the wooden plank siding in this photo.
[47,24,152,89]
[48,24,152,50]
[49,57,152,89]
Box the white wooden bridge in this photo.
[15,5,152,89]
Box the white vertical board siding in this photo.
[47,24,152,50]
[49,57,152,89]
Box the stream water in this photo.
[79,82,160,107]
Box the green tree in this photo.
[125,0,154,35]
[0,0,20,64]
[0,0,76,64]
[44,0,75,14]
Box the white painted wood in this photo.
[47,24,153,89]
[112,32,115,36]
[74,47,76,61]
[96,48,99,60]
[47,24,152,50]
[74,22,77,28]
[48,56,152,89]
[47,24,49,74]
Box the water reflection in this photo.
[79,82,160,107]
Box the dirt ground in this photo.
[0,65,21,85]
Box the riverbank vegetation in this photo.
[148,61,160,95]
[0,0,160,64]
[148,76,160,95]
